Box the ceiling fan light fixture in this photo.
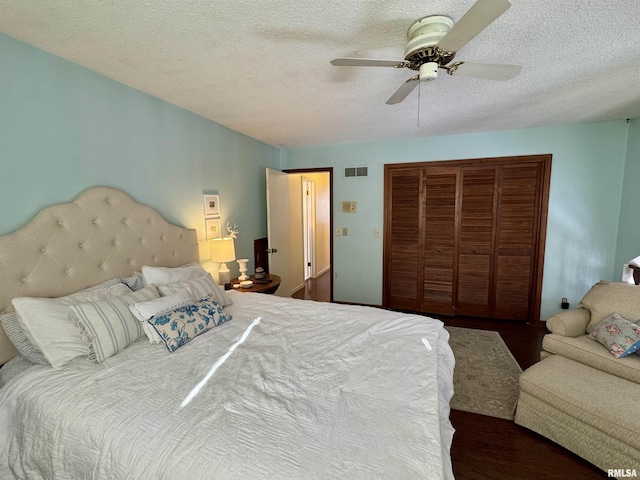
[419,62,439,82]
[404,15,454,65]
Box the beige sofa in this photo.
[515,281,640,477]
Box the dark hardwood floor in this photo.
[295,276,607,479]
[440,316,605,479]
[292,270,331,302]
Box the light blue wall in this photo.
[2,31,634,320]
[282,121,630,320]
[0,32,280,277]
[616,118,640,271]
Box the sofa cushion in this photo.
[542,334,640,384]
[589,312,640,358]
[519,355,640,453]
[579,281,640,333]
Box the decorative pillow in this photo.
[68,285,160,364]
[4,277,127,365]
[129,291,195,344]
[589,312,640,358]
[12,282,132,369]
[141,263,207,286]
[158,275,232,307]
[149,296,232,352]
[580,280,640,333]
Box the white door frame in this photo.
[283,168,333,302]
[302,178,316,280]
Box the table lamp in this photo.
[211,237,236,288]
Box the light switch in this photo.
[336,228,342,236]
[375,228,381,238]
[342,227,348,236]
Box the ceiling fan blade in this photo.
[386,76,419,105]
[450,62,521,80]
[331,58,406,68]
[436,0,511,53]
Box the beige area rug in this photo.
[446,326,522,420]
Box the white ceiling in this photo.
[1,0,639,147]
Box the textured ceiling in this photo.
[1,0,639,147]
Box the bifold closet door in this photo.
[456,166,497,317]
[421,167,458,316]
[493,162,545,321]
[384,168,422,311]
[384,155,550,323]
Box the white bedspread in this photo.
[0,292,455,479]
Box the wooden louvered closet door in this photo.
[421,167,458,315]
[384,168,422,311]
[384,156,550,324]
[492,162,545,321]
[456,166,497,318]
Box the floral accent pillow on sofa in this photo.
[149,296,232,352]
[589,312,640,358]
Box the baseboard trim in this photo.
[313,265,330,278]
[291,283,306,296]
[332,300,383,309]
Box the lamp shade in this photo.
[211,237,236,263]
[622,255,640,284]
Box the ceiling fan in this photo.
[330,0,522,105]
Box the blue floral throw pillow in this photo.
[589,312,640,358]
[149,296,232,352]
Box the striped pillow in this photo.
[120,273,146,291]
[12,282,132,369]
[1,312,48,365]
[69,286,159,363]
[158,275,232,306]
[5,277,127,366]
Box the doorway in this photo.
[285,168,333,302]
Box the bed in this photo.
[0,186,455,479]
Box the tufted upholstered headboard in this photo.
[0,186,199,365]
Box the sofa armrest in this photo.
[546,307,590,337]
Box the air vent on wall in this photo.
[344,166,368,178]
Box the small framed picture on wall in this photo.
[203,194,220,217]
[205,218,221,240]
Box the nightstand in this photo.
[231,274,281,294]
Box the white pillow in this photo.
[129,291,195,344]
[141,263,208,286]
[4,277,125,365]
[158,275,232,307]
[12,283,132,369]
[68,285,160,363]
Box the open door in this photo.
[266,168,292,297]
[302,178,315,280]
